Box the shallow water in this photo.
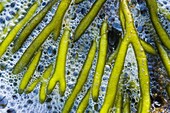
[0,0,170,113]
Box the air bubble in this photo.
[37,65,44,72]
[0,95,8,109]
[0,0,169,112]
[7,108,16,113]
[12,95,18,100]
[47,46,56,56]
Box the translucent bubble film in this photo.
[0,0,170,113]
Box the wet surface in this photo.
[0,95,8,109]
[0,0,170,113]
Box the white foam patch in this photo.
[0,0,170,113]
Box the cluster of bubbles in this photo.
[0,0,170,113]
[158,0,170,35]
[132,0,170,112]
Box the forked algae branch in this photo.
[12,0,71,74]
[39,64,53,104]
[107,31,156,64]
[139,39,156,55]
[47,28,70,96]
[100,0,151,112]
[20,63,53,103]
[0,0,170,112]
[18,49,42,94]
[25,77,41,94]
